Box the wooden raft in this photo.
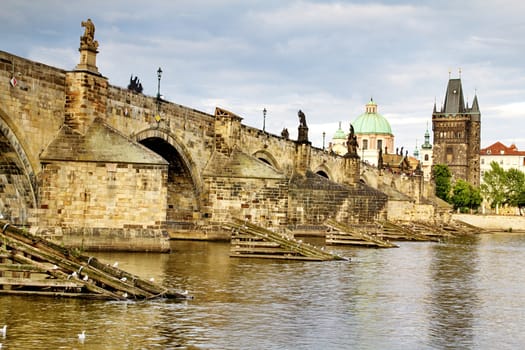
[324,219,398,248]
[226,218,347,261]
[0,221,190,300]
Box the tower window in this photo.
[446,146,453,163]
[424,154,429,161]
[377,139,383,150]
[362,139,368,150]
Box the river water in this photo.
[1,232,525,349]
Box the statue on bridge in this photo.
[281,128,289,139]
[297,110,309,143]
[128,75,143,93]
[378,147,383,170]
[80,18,99,51]
[346,123,359,157]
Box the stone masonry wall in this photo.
[288,172,388,228]
[64,71,108,135]
[204,176,289,229]
[0,51,66,173]
[37,161,167,230]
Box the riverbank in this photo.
[453,213,525,232]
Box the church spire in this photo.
[422,124,432,149]
[442,77,466,114]
[471,94,480,113]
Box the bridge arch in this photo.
[313,164,333,180]
[252,150,280,171]
[134,127,203,225]
[0,109,37,224]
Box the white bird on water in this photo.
[0,325,6,337]
[112,261,119,268]
[78,330,86,342]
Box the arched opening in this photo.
[316,170,329,178]
[252,150,280,171]
[258,158,272,166]
[0,118,36,225]
[140,137,198,226]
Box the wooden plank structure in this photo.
[324,219,398,248]
[226,218,347,261]
[0,221,190,300]
[377,221,443,242]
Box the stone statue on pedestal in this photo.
[346,123,358,157]
[297,110,309,143]
[80,18,99,51]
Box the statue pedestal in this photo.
[75,46,99,75]
[343,155,360,185]
[298,126,308,143]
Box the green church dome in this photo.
[352,99,392,135]
[332,121,347,139]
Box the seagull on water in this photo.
[112,261,119,268]
[0,325,6,337]
[78,330,86,342]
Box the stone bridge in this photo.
[0,21,437,251]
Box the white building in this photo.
[352,99,395,166]
[480,142,525,178]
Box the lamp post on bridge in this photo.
[263,108,267,133]
[322,131,326,151]
[155,67,162,124]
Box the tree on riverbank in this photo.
[451,179,482,213]
[481,161,525,214]
[433,164,452,202]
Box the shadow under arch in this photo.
[133,127,203,223]
[0,110,37,224]
[252,150,280,171]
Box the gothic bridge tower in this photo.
[432,76,481,186]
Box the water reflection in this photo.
[426,236,480,349]
[1,235,525,349]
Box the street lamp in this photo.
[155,67,162,124]
[263,108,267,132]
[322,131,326,150]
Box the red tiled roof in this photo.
[480,142,525,156]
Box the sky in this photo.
[2,0,525,154]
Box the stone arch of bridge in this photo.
[252,150,280,171]
[0,108,37,224]
[133,128,202,224]
[313,164,333,180]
